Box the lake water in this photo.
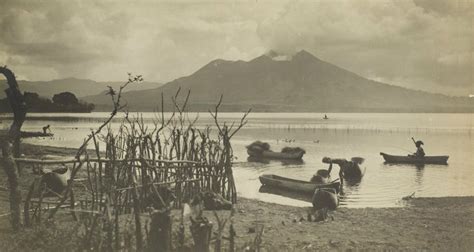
[1,112,473,208]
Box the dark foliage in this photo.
[52,91,79,105]
[0,91,94,112]
[281,147,306,154]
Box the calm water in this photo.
[1,112,473,208]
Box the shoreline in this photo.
[0,143,473,250]
[229,196,474,250]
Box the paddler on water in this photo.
[42,124,51,134]
[411,137,425,157]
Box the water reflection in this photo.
[344,176,363,187]
[415,164,425,185]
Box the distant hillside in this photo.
[0,78,162,99]
[82,50,473,112]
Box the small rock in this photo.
[248,227,255,233]
[329,240,340,247]
[282,221,285,226]
[302,244,313,249]
[299,217,305,222]
[238,209,245,213]
[292,218,297,223]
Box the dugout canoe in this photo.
[259,174,340,194]
[380,152,449,165]
[247,149,305,160]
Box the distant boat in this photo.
[380,152,449,165]
[323,114,329,120]
[259,174,340,194]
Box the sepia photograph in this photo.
[0,0,473,251]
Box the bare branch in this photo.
[229,108,251,138]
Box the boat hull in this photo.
[380,152,449,165]
[259,174,340,194]
[248,149,305,160]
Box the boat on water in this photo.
[259,174,340,194]
[247,141,305,160]
[247,149,305,160]
[380,152,449,165]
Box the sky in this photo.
[0,0,472,96]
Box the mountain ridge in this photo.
[38,50,474,112]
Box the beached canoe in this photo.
[259,174,340,194]
[380,152,449,165]
[248,149,305,160]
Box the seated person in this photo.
[414,140,425,157]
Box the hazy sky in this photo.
[0,0,472,96]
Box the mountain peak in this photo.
[293,50,317,60]
[261,49,318,62]
[264,50,293,61]
[266,50,279,58]
[250,54,272,63]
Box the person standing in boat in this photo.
[42,124,51,134]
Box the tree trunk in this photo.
[1,67,27,158]
[1,66,27,230]
[1,141,22,230]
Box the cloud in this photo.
[0,0,472,96]
[256,0,473,95]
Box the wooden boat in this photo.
[259,174,340,194]
[247,149,305,160]
[380,152,449,165]
[247,156,304,165]
[247,141,305,160]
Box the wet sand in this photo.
[0,144,473,251]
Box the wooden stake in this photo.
[147,209,172,252]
